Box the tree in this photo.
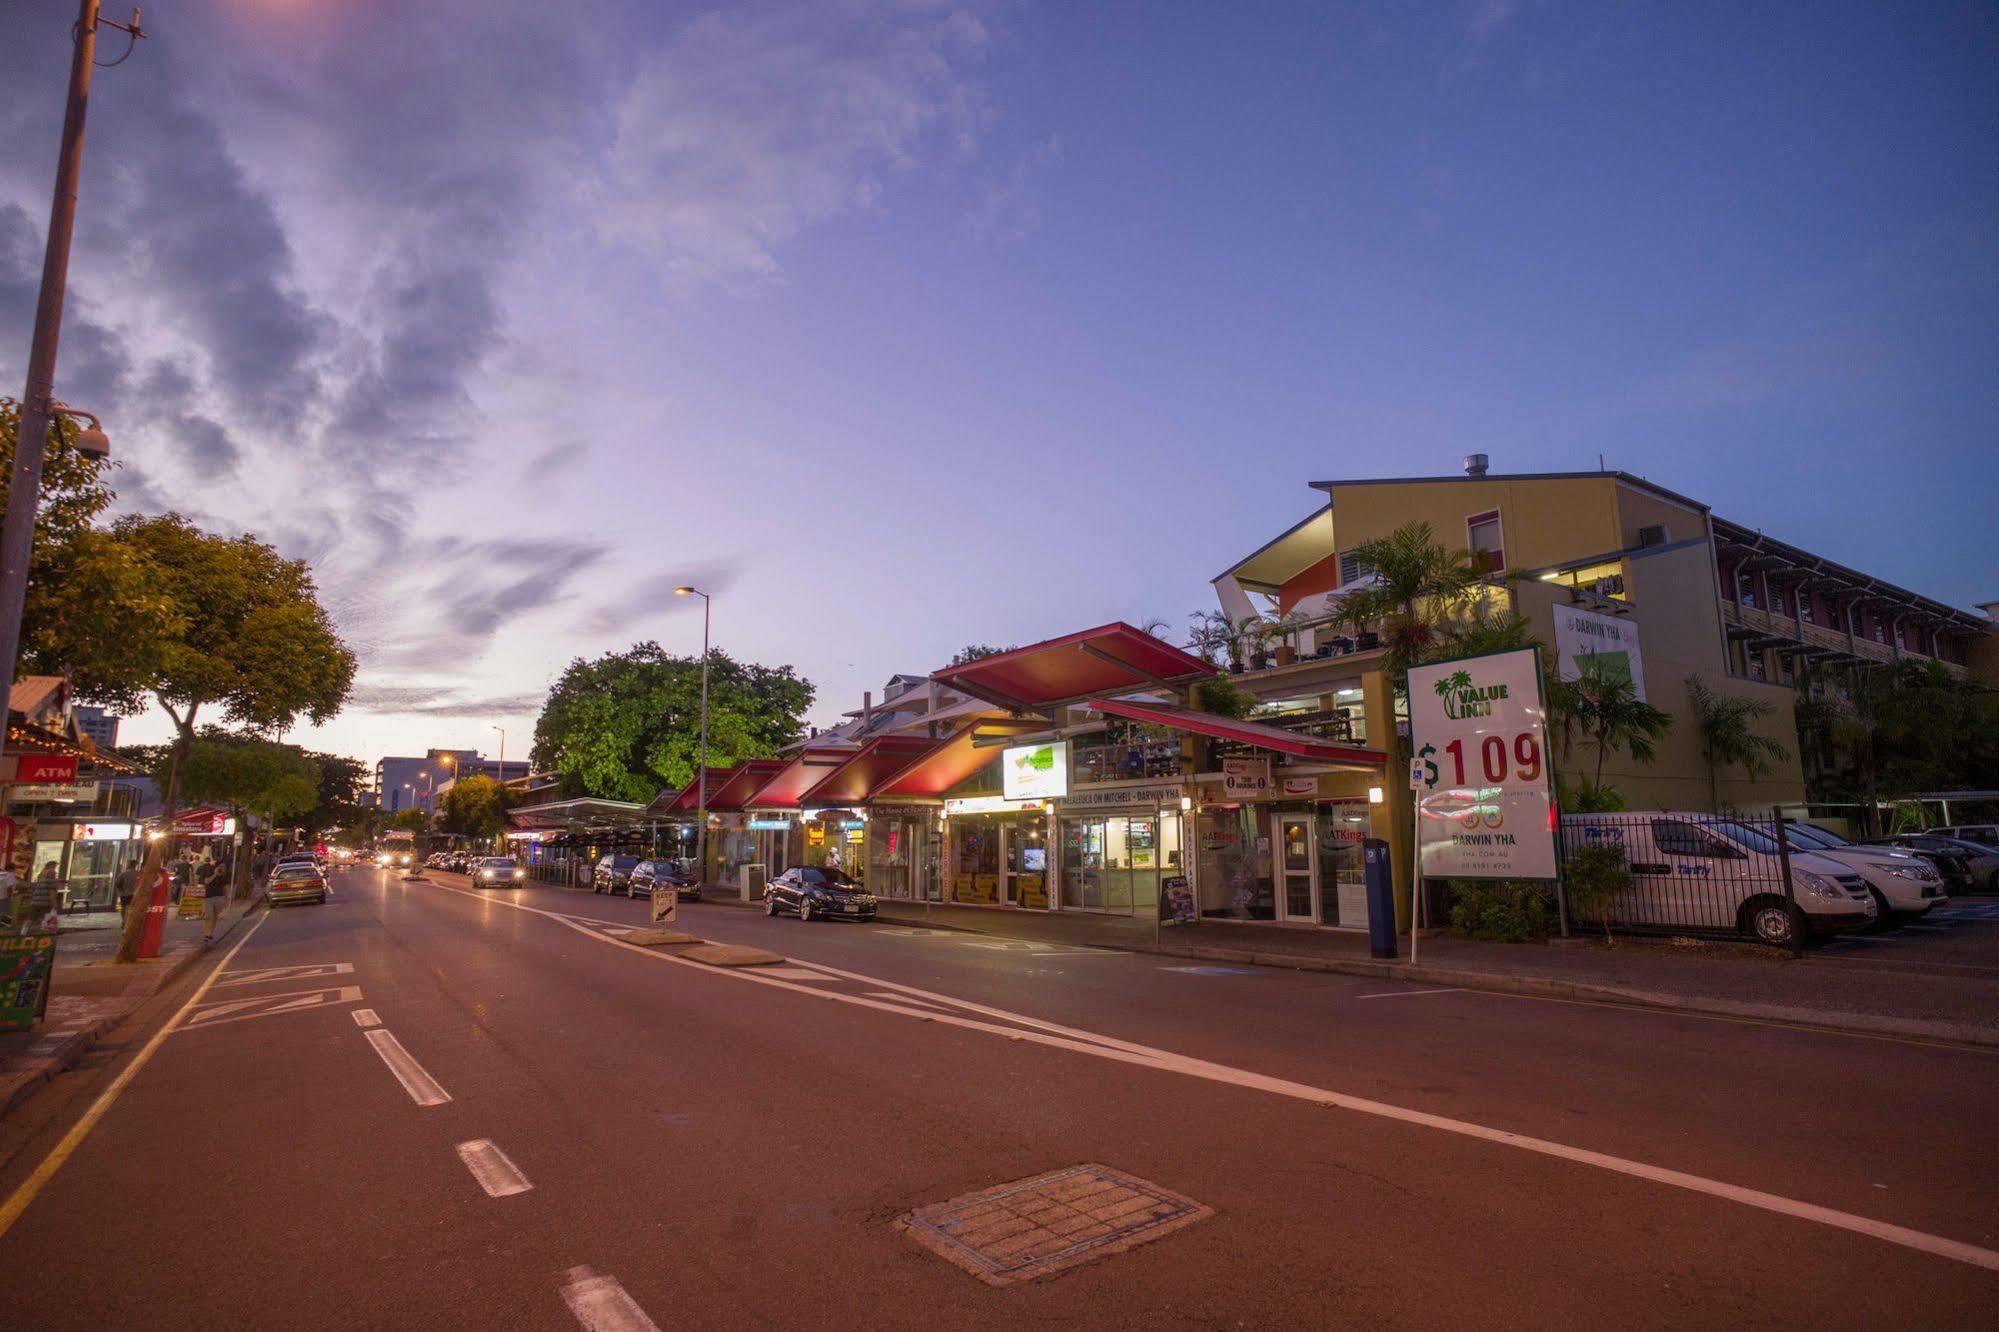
[110,514,356,961]
[439,774,515,843]
[1335,521,1484,676]
[1684,674,1789,813]
[387,809,428,834]
[169,735,321,898]
[307,752,370,834]
[1,399,176,703]
[531,643,814,803]
[1797,661,1999,829]
[1552,654,1675,790]
[946,643,1015,667]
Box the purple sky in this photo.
[2,1,1994,767]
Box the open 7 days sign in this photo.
[1407,647,1558,881]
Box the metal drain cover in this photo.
[901,1164,1212,1287]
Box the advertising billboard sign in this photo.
[1552,604,1646,701]
[1222,757,1271,796]
[1407,648,1558,881]
[1001,741,1068,801]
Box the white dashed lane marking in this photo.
[363,1029,452,1107]
[456,1139,532,1197]
[350,1008,381,1028]
[560,1265,660,1332]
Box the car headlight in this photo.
[1795,870,1845,901]
[1885,865,1936,882]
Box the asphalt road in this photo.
[0,865,1995,1329]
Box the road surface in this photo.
[0,866,1994,1328]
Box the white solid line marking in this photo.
[427,880,1999,1272]
[363,1029,452,1106]
[456,1139,532,1197]
[0,911,271,1240]
[1354,987,1466,1000]
[560,1265,660,1332]
[351,1008,381,1028]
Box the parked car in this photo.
[1864,833,1999,892]
[1561,812,1874,947]
[629,859,698,901]
[471,856,526,887]
[266,862,328,907]
[446,851,474,874]
[763,866,877,922]
[592,854,642,895]
[1759,822,1946,925]
[1933,825,1999,852]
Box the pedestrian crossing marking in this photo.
[183,986,363,1030]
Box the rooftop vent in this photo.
[1463,453,1489,478]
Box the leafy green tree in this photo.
[1550,654,1674,789]
[110,515,356,961]
[1,399,176,703]
[170,736,321,898]
[306,752,370,833]
[1335,521,1484,676]
[946,643,1016,667]
[387,809,428,833]
[1796,661,1999,830]
[531,643,813,803]
[1684,674,1789,813]
[439,774,516,844]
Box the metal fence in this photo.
[1556,809,1807,954]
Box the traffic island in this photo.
[614,928,699,947]
[679,942,783,968]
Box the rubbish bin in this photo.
[740,863,768,904]
[1363,838,1397,959]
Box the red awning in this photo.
[797,737,943,807]
[1089,698,1388,769]
[659,767,742,813]
[744,747,860,808]
[699,760,789,813]
[929,622,1215,713]
[868,719,1044,799]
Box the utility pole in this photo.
[675,586,712,887]
[0,0,141,721]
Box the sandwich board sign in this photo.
[1406,647,1557,881]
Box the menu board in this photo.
[0,934,55,1030]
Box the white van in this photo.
[1561,812,1875,947]
[1764,822,1945,924]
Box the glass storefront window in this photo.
[1318,802,1371,928]
[1060,812,1181,914]
[1195,807,1272,919]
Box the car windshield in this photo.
[798,867,857,887]
[272,865,318,880]
[1717,821,1784,855]
[606,856,639,868]
[482,859,518,870]
[1798,824,1850,847]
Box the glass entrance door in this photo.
[1276,814,1317,922]
[1317,802,1370,928]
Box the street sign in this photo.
[10,782,97,802]
[0,934,56,1030]
[651,887,679,925]
[1407,647,1558,881]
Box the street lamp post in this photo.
[0,0,142,731]
[674,585,711,887]
[489,724,507,780]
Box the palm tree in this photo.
[1684,673,1789,812]
[1566,655,1673,788]
[1336,521,1483,675]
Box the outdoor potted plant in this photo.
[1269,611,1308,667]
[1238,617,1271,671]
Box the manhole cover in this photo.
[901,1164,1212,1287]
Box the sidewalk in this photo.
[0,894,265,1119]
[861,899,1999,1048]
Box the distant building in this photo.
[72,704,118,750]
[373,749,531,813]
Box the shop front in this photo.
[1052,781,1189,915]
[1193,782,1379,927]
[942,796,1049,907]
[865,803,941,901]
[799,807,867,876]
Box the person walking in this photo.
[23,862,61,934]
[113,860,139,911]
[200,858,227,944]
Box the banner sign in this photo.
[0,934,56,1030]
[1001,742,1069,801]
[1552,604,1647,701]
[1058,783,1182,812]
[173,806,234,836]
[11,783,97,802]
[1222,757,1271,796]
[1407,647,1558,881]
[3,755,79,784]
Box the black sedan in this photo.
[763,866,877,922]
[629,859,698,901]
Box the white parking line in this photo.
[560,1265,659,1332]
[351,1009,381,1028]
[456,1139,532,1197]
[1354,988,1465,1000]
[363,1029,452,1106]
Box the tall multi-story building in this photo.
[373,750,533,813]
[71,704,118,750]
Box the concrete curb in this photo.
[873,909,1999,1051]
[0,896,266,1122]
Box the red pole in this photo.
[136,864,170,959]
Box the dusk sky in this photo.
[1,1,1993,767]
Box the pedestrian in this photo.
[170,854,190,904]
[24,862,61,934]
[114,860,139,911]
[201,859,227,944]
